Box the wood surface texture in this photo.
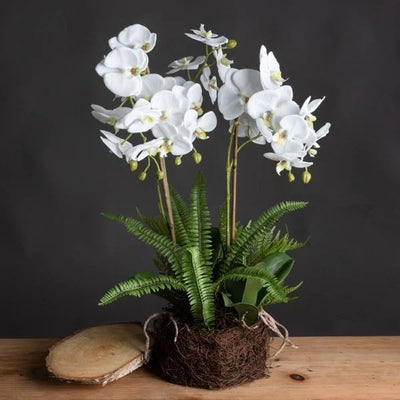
[0,336,399,399]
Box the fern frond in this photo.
[260,281,303,306]
[169,187,190,246]
[181,247,215,329]
[214,266,288,303]
[137,210,170,238]
[219,201,307,276]
[101,213,181,276]
[187,173,212,263]
[248,229,308,265]
[98,273,186,305]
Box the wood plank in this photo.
[0,337,399,399]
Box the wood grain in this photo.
[0,337,399,399]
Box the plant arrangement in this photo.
[91,22,331,389]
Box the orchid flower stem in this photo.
[159,156,176,245]
[187,70,192,81]
[156,176,167,222]
[225,119,239,248]
[119,97,129,107]
[237,134,262,153]
[231,119,240,242]
[193,44,213,82]
[129,96,135,107]
[121,132,133,146]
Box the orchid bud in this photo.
[287,171,295,183]
[192,152,202,164]
[175,156,182,166]
[226,39,237,49]
[129,160,138,171]
[156,170,164,180]
[138,171,147,181]
[302,170,312,184]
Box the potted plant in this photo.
[92,23,331,389]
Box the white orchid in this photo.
[213,49,233,82]
[300,96,325,128]
[151,120,195,156]
[180,82,204,114]
[150,88,190,126]
[183,109,217,139]
[259,45,285,90]
[167,56,205,74]
[247,86,300,142]
[217,69,262,120]
[231,113,264,144]
[304,122,331,156]
[125,138,167,161]
[91,105,131,127]
[116,99,161,133]
[100,130,134,159]
[96,47,148,97]
[264,151,313,175]
[185,24,228,47]
[108,24,157,53]
[200,67,218,104]
[271,115,309,154]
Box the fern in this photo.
[259,281,303,306]
[215,265,289,303]
[181,247,215,328]
[99,273,185,305]
[137,210,170,238]
[169,188,190,246]
[187,173,212,263]
[219,201,307,276]
[248,228,308,265]
[101,213,181,276]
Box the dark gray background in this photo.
[1,0,399,337]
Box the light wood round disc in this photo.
[46,323,146,385]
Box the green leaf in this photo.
[99,272,185,305]
[219,201,308,276]
[260,252,295,282]
[181,247,215,329]
[101,213,181,277]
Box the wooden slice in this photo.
[46,323,147,385]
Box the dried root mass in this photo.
[151,312,271,390]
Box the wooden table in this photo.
[0,337,399,399]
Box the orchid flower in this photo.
[108,24,157,53]
[247,86,300,142]
[167,56,205,74]
[100,130,134,159]
[91,105,131,128]
[217,69,262,120]
[231,113,264,144]
[263,151,313,175]
[116,99,161,133]
[259,45,285,90]
[185,24,228,47]
[213,49,233,82]
[200,67,218,104]
[271,115,309,154]
[300,96,325,128]
[96,47,148,97]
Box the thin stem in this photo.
[225,124,236,248]
[159,156,176,244]
[231,119,240,242]
[156,178,167,221]
[237,134,262,153]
